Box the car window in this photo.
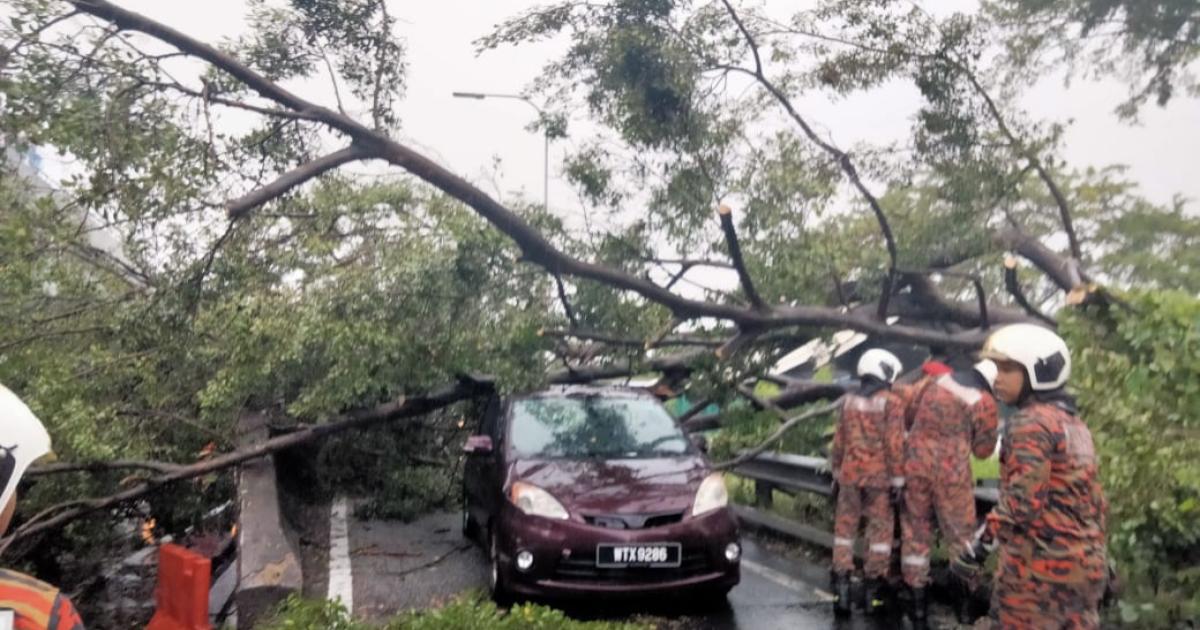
[508,395,690,459]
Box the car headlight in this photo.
[509,481,569,520]
[691,473,729,516]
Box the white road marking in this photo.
[328,496,354,613]
[741,559,837,602]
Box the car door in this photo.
[464,394,503,529]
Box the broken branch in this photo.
[1,377,490,552]
[717,205,766,311]
[1004,256,1057,326]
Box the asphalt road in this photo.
[309,502,945,629]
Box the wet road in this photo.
[310,503,917,629]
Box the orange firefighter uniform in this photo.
[830,387,906,578]
[985,398,1108,629]
[900,371,999,588]
[0,569,85,630]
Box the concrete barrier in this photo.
[235,412,303,629]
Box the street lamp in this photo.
[452,91,549,211]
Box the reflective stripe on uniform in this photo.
[939,375,982,405]
[869,543,891,554]
[834,537,855,547]
[903,555,929,567]
[846,396,888,413]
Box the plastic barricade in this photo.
[146,544,212,630]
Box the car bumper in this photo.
[495,502,740,597]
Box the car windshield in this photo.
[509,395,691,459]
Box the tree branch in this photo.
[226,144,369,220]
[553,274,579,329]
[715,329,763,361]
[955,59,1083,261]
[0,377,491,552]
[995,228,1084,291]
[539,328,722,349]
[719,0,763,75]
[547,349,709,384]
[645,317,685,350]
[677,397,714,424]
[711,399,843,471]
[899,268,990,329]
[1003,256,1057,326]
[713,3,899,279]
[25,459,185,477]
[64,0,989,351]
[717,205,766,311]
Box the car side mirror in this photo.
[464,435,493,455]
[690,434,708,454]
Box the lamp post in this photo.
[452,91,549,211]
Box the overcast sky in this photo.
[80,1,1200,217]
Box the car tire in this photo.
[488,526,512,606]
[692,586,733,612]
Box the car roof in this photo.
[508,384,657,402]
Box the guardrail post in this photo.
[754,480,774,509]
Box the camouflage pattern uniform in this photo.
[900,372,999,588]
[0,569,85,630]
[984,400,1107,629]
[831,387,906,577]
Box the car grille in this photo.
[582,511,685,529]
[552,548,712,584]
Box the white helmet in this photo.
[980,324,1071,391]
[973,360,998,391]
[857,349,903,384]
[1,384,52,510]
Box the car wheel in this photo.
[691,586,733,612]
[488,526,511,606]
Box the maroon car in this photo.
[462,386,741,601]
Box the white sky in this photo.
[99,0,1198,219]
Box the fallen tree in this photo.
[1,376,493,554]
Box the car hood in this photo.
[510,456,710,515]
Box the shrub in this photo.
[1060,290,1200,627]
[260,594,653,630]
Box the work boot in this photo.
[908,586,929,630]
[863,577,887,615]
[833,572,852,616]
[956,580,975,625]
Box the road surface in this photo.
[303,502,947,628]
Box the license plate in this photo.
[596,543,681,568]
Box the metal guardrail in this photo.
[732,452,998,549]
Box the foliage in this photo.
[1060,291,1200,627]
[259,593,652,630]
[988,0,1199,117]
[0,164,555,604]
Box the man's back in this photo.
[904,373,998,483]
[0,569,84,630]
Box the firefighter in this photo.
[899,357,1000,629]
[1,384,86,630]
[954,324,1107,629]
[830,349,906,616]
